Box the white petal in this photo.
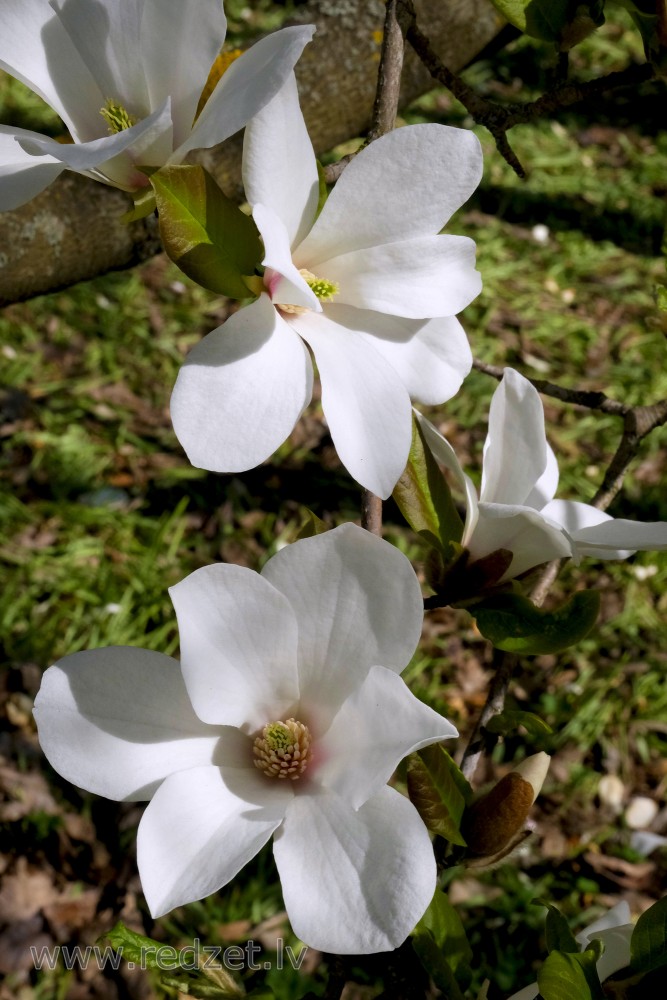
[51,0,150,115]
[316,665,457,808]
[0,127,65,211]
[416,412,480,546]
[138,764,290,918]
[470,503,572,577]
[317,236,481,319]
[0,0,104,139]
[176,25,315,158]
[169,564,300,732]
[274,785,436,954]
[571,516,667,558]
[243,73,319,248]
[140,0,227,146]
[506,985,539,1000]
[331,306,472,406]
[253,204,320,311]
[291,310,412,498]
[33,648,233,801]
[18,98,174,189]
[578,901,631,942]
[481,369,550,506]
[542,499,613,534]
[261,524,424,729]
[296,123,483,265]
[594,926,633,981]
[541,499,635,560]
[525,442,560,509]
[170,294,313,473]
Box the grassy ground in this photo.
[1,4,666,998]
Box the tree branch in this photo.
[0,0,504,306]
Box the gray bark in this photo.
[0,0,504,306]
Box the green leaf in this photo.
[393,414,464,553]
[533,899,580,954]
[537,948,605,1000]
[473,590,600,654]
[416,889,473,977]
[412,932,467,1000]
[295,507,329,539]
[630,894,667,974]
[488,0,604,45]
[407,744,473,845]
[611,0,665,67]
[101,923,167,970]
[486,710,553,739]
[151,164,263,298]
[315,160,329,221]
[121,186,156,223]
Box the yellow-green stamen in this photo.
[305,275,340,303]
[253,718,312,780]
[100,100,137,134]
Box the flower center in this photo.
[100,99,138,134]
[278,269,339,315]
[253,718,312,780]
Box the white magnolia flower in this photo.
[34,524,457,953]
[508,901,633,999]
[170,74,483,500]
[0,0,313,211]
[419,368,667,579]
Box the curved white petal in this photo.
[253,204,320,310]
[507,984,539,1000]
[296,123,483,265]
[176,25,315,158]
[470,503,572,577]
[0,0,104,139]
[316,665,457,808]
[416,412,480,545]
[274,785,436,954]
[541,498,633,559]
[329,306,471,406]
[169,564,300,732]
[51,0,149,115]
[140,0,227,146]
[244,73,319,248]
[170,294,313,473]
[481,369,549,506]
[261,524,424,729]
[291,310,412,498]
[318,235,481,319]
[138,764,291,918]
[525,442,560,509]
[33,648,234,801]
[0,127,66,211]
[571,516,667,558]
[18,98,173,189]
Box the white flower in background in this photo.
[0,0,313,211]
[508,901,634,999]
[34,524,457,954]
[170,74,483,499]
[419,368,667,579]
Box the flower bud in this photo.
[463,752,549,858]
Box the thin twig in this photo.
[460,649,516,780]
[361,490,383,535]
[398,0,655,176]
[472,359,627,415]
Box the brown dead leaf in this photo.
[0,857,59,921]
[583,851,656,891]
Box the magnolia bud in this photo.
[464,752,550,858]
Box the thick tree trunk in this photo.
[0,0,504,306]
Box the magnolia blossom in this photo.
[34,524,457,953]
[0,0,313,211]
[419,368,667,579]
[508,901,633,999]
[171,74,483,499]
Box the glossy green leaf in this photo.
[473,590,600,654]
[416,889,473,976]
[121,186,156,223]
[407,744,472,845]
[315,159,329,221]
[537,948,605,1000]
[533,899,580,954]
[630,894,667,974]
[486,710,553,739]
[151,164,263,299]
[102,923,166,969]
[412,932,466,1000]
[296,507,329,540]
[489,0,604,45]
[393,414,463,553]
